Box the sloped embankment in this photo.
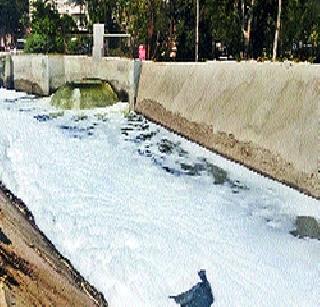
[136,62,319,198]
[0,182,107,306]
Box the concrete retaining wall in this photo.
[62,56,137,103]
[136,61,320,198]
[1,55,318,196]
[1,55,140,105]
[48,56,65,91]
[12,55,49,95]
[0,56,6,87]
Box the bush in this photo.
[25,33,64,54]
[24,0,75,54]
[25,33,47,53]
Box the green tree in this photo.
[0,0,28,44]
[281,0,320,61]
[206,0,242,59]
[86,0,114,30]
[82,0,320,62]
[25,0,76,54]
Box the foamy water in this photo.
[0,88,319,306]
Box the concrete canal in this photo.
[0,88,319,306]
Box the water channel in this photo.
[0,89,319,306]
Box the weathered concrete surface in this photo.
[92,24,104,60]
[136,61,320,198]
[62,56,135,102]
[0,182,107,306]
[48,55,65,91]
[1,55,140,105]
[0,56,4,87]
[11,55,49,95]
[0,56,13,89]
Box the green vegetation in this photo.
[24,1,77,54]
[51,81,118,110]
[0,0,28,43]
[84,0,319,62]
[1,0,319,62]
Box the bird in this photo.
[169,270,214,307]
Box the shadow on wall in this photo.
[1,56,14,89]
[14,79,45,95]
[0,57,4,87]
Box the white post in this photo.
[195,0,199,62]
[273,0,282,61]
[93,24,104,60]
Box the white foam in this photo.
[0,89,319,306]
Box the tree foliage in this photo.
[0,0,28,40]
[25,0,77,53]
[2,0,319,61]
[83,0,319,62]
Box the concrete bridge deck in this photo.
[0,55,142,109]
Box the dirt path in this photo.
[0,182,107,307]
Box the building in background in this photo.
[29,0,88,31]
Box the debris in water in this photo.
[34,114,52,122]
[290,216,320,240]
[169,270,214,307]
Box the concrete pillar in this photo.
[92,24,104,60]
[4,55,13,89]
[129,60,142,111]
[0,57,4,87]
[41,55,50,96]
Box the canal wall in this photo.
[0,55,318,197]
[12,55,50,95]
[0,55,139,106]
[136,61,320,198]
